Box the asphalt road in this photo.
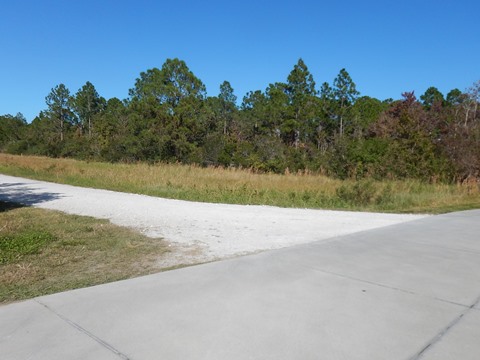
[2,207,480,359]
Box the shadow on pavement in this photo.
[0,183,64,206]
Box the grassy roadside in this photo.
[0,153,479,213]
[0,201,171,304]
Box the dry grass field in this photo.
[1,153,479,213]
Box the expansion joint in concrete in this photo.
[402,238,480,256]
[34,299,132,360]
[306,266,470,308]
[409,294,480,360]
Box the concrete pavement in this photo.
[1,210,480,359]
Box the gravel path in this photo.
[0,174,427,263]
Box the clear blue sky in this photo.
[1,0,479,121]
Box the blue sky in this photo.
[1,0,479,121]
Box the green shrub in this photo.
[336,180,377,206]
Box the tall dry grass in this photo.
[0,153,478,213]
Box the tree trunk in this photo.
[60,109,64,141]
[88,116,92,138]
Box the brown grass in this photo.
[0,201,172,304]
[0,153,479,213]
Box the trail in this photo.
[0,174,426,263]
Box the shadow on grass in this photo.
[0,201,25,212]
[0,182,64,207]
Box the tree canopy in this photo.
[1,57,479,182]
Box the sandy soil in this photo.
[0,174,427,265]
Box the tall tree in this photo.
[92,98,129,161]
[0,113,27,151]
[265,82,289,138]
[286,59,316,101]
[439,82,480,180]
[351,96,385,138]
[318,81,336,134]
[420,86,444,110]
[284,59,317,146]
[129,58,206,111]
[128,67,163,102]
[370,92,450,179]
[446,88,464,106]
[127,59,207,163]
[240,90,268,140]
[219,80,237,105]
[332,68,359,136]
[72,81,105,137]
[45,84,73,141]
[465,80,480,126]
[443,88,466,123]
[159,58,206,108]
[218,80,237,135]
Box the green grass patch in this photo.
[0,231,55,264]
[0,201,171,304]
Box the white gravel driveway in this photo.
[0,174,427,263]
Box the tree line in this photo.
[1,58,479,182]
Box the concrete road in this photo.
[1,210,480,359]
